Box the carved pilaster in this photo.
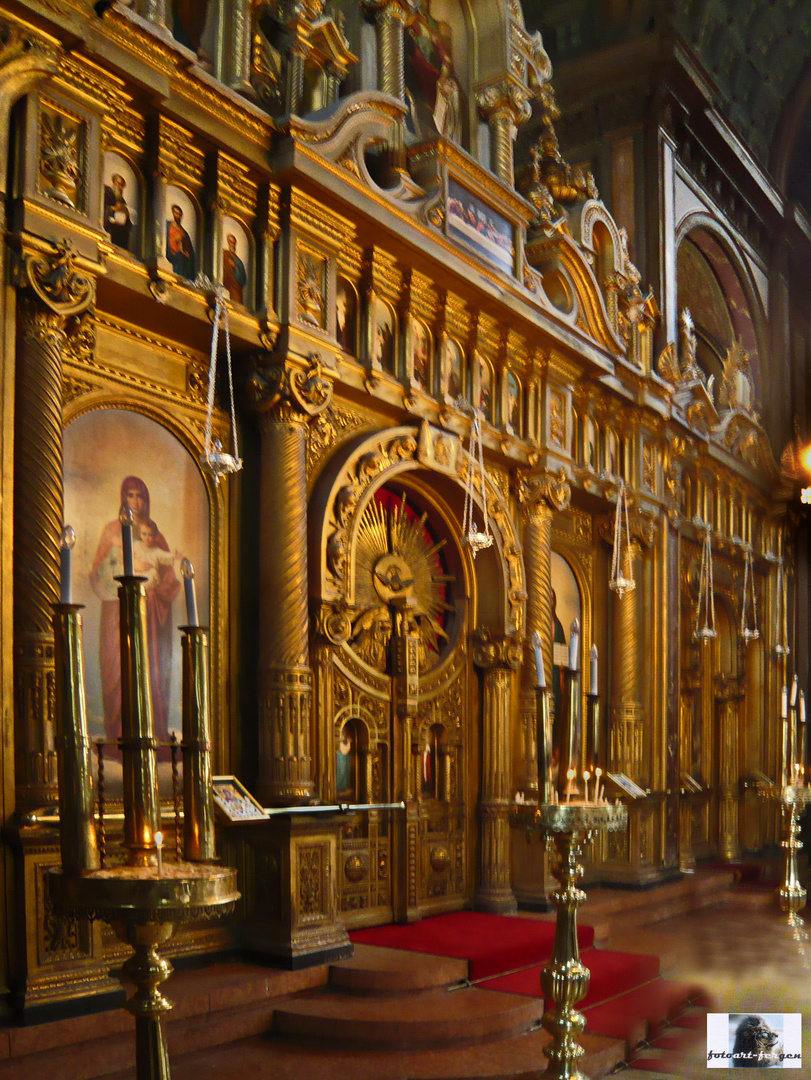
[363,0,414,174]
[472,628,521,913]
[514,470,571,794]
[225,0,254,96]
[248,355,332,805]
[13,244,96,812]
[312,603,350,802]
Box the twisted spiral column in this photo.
[257,412,313,805]
[489,107,517,188]
[520,501,554,794]
[610,541,643,777]
[13,301,67,809]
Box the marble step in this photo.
[272,985,543,1049]
[330,943,469,993]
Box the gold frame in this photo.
[212,775,267,822]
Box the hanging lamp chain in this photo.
[196,274,243,486]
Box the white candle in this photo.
[583,770,590,802]
[801,691,806,723]
[594,767,603,802]
[532,631,545,688]
[180,558,198,627]
[119,506,134,576]
[569,618,580,672]
[589,644,599,696]
[566,769,575,803]
[791,675,799,708]
[59,525,75,604]
[781,685,788,719]
[155,831,163,876]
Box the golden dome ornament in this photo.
[457,398,493,557]
[196,274,242,486]
[608,478,635,597]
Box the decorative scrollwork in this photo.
[247,352,333,421]
[17,239,95,316]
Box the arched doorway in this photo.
[310,424,524,924]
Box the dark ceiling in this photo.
[521,0,811,212]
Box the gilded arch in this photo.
[311,423,526,638]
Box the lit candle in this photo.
[791,674,799,708]
[589,644,598,697]
[583,770,590,802]
[781,686,788,719]
[569,618,580,672]
[594,767,603,803]
[532,631,545,688]
[59,525,75,604]
[180,558,198,627]
[155,830,163,876]
[566,769,575,802]
[119,505,134,576]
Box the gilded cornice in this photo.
[290,188,355,249]
[404,269,438,322]
[443,292,470,341]
[157,115,205,187]
[101,103,145,157]
[337,240,363,280]
[367,246,402,299]
[55,51,128,114]
[547,349,581,384]
[218,152,258,220]
[474,311,501,359]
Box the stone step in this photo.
[272,985,543,1049]
[330,943,469,994]
[0,961,328,1080]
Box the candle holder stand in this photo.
[759,785,811,929]
[511,801,627,1079]
[48,573,238,1080]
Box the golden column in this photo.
[13,245,95,811]
[609,538,645,779]
[476,82,532,190]
[363,0,415,174]
[473,628,521,913]
[515,470,571,794]
[247,354,332,806]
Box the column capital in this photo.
[597,508,656,550]
[476,79,532,127]
[514,467,571,517]
[14,239,96,317]
[247,351,333,425]
[472,627,522,671]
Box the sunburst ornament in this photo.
[350,493,455,672]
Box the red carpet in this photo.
[349,912,594,980]
[479,947,660,1008]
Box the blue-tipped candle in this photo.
[180,557,198,626]
[60,525,75,604]
[119,505,134,576]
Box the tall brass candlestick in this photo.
[586,694,600,777]
[537,687,554,804]
[118,575,160,866]
[558,668,581,800]
[181,626,216,861]
[52,603,99,874]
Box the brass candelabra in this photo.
[48,567,238,1080]
[760,784,811,930]
[512,667,628,1080]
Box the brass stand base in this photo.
[760,786,811,932]
[48,864,239,1080]
[511,802,627,1080]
